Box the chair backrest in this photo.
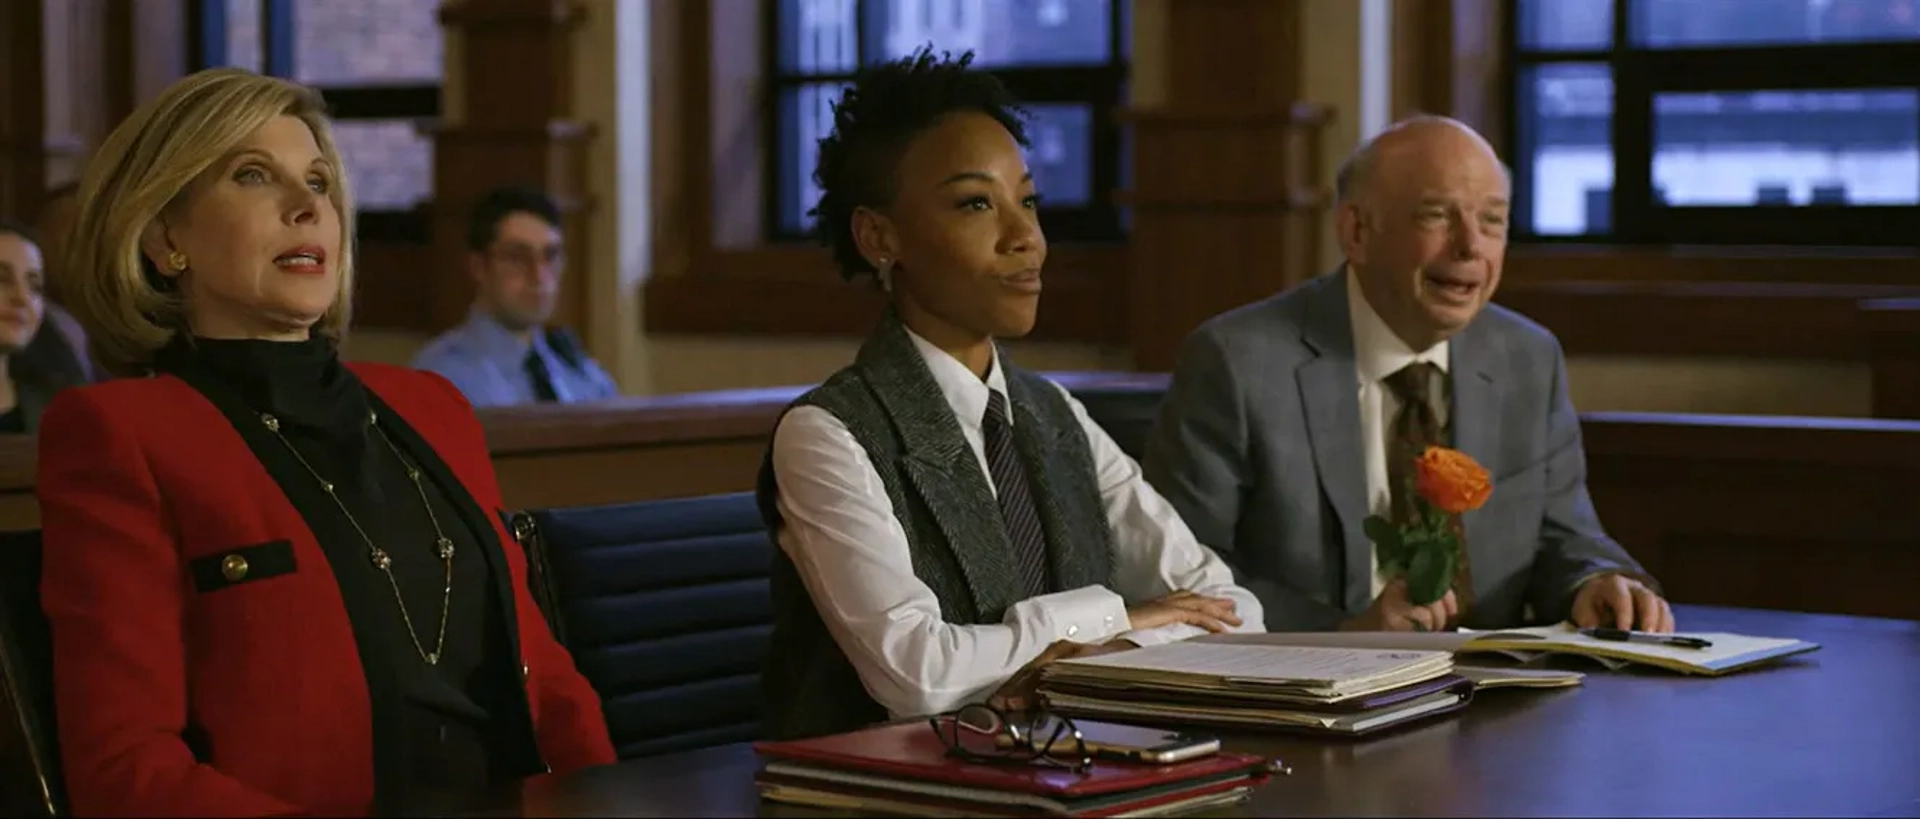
[1068,380,1170,462]
[0,530,65,817]
[510,493,773,759]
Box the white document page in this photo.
[1052,641,1449,685]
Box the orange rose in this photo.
[1414,446,1492,514]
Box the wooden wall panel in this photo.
[0,0,50,219]
[1,0,184,214]
[1580,412,1920,620]
[430,1,595,342]
[1123,0,1331,371]
[1863,298,1920,419]
[8,377,1915,619]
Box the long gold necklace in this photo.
[261,410,455,665]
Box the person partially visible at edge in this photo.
[40,68,614,817]
[0,220,87,432]
[32,183,100,383]
[410,186,618,407]
[1143,115,1673,636]
[755,47,1266,741]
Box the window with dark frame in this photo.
[189,0,442,245]
[768,0,1131,244]
[1508,0,1920,246]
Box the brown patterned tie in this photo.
[1382,362,1474,616]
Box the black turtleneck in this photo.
[154,337,532,814]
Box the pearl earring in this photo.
[876,258,894,293]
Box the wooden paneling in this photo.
[1122,105,1331,371]
[1121,1,1330,371]
[1497,280,1920,360]
[0,436,34,532]
[8,375,1916,619]
[1,0,188,211]
[353,242,438,331]
[430,0,595,341]
[1582,412,1920,620]
[0,0,50,218]
[1507,245,1920,286]
[1862,298,1920,419]
[0,0,118,217]
[642,245,1128,343]
[1162,0,1303,109]
[1500,246,1920,360]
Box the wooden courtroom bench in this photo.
[0,439,31,534]
[1581,412,1920,621]
[477,371,1171,511]
[482,380,1920,620]
[1,376,1916,619]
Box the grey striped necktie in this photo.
[983,390,1052,597]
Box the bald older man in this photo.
[1143,116,1671,635]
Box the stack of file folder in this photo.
[1038,642,1474,737]
[754,719,1276,816]
[1194,622,1820,676]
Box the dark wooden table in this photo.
[481,606,1920,817]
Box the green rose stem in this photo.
[1364,501,1460,607]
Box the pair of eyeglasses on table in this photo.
[927,702,1096,775]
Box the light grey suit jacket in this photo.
[1143,270,1653,631]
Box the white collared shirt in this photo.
[770,329,1264,720]
[1347,269,1452,600]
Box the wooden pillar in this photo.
[0,0,51,220]
[1862,298,1920,420]
[1122,0,1332,372]
[1392,0,1507,152]
[0,0,114,217]
[0,0,181,220]
[432,0,596,345]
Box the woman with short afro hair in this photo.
[754,46,1266,741]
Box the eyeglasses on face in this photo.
[488,243,564,270]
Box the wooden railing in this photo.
[4,374,1917,619]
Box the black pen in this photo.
[1580,627,1713,649]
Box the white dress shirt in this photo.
[770,329,1265,720]
[1347,270,1452,600]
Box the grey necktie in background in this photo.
[524,349,560,403]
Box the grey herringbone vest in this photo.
[755,312,1115,740]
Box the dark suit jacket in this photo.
[35,362,614,816]
[1144,270,1654,631]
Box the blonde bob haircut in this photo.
[65,67,356,377]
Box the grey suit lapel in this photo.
[854,312,1024,620]
[1295,272,1374,612]
[1448,317,1505,602]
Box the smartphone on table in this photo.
[996,718,1221,764]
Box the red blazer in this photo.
[35,363,615,817]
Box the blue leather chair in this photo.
[1059,376,1170,462]
[0,529,66,817]
[509,493,773,758]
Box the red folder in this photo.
[754,720,1274,815]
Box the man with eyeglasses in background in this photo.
[413,186,618,407]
